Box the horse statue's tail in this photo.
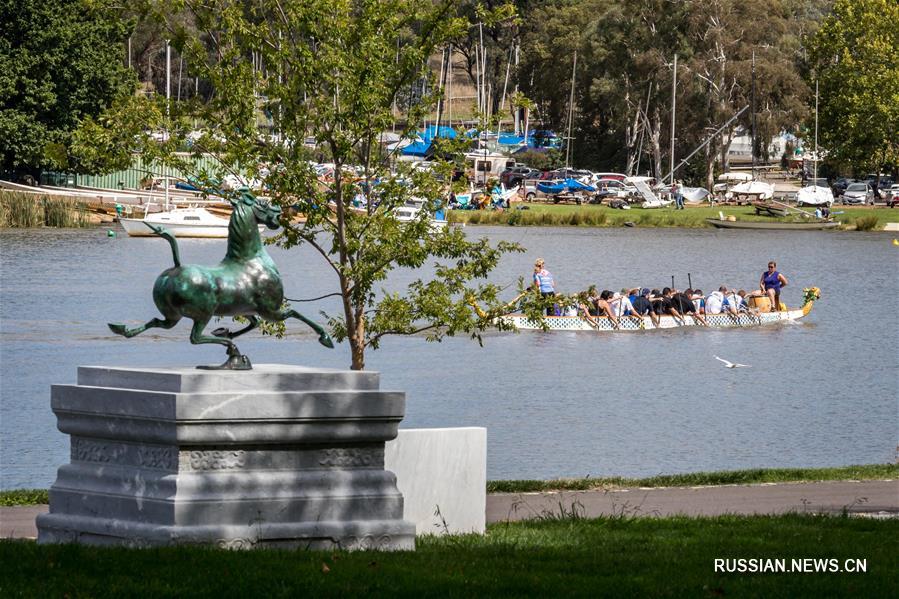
[144,222,181,267]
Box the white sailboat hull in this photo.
[796,185,834,206]
[730,181,775,200]
[119,207,239,238]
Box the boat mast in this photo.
[750,50,757,181]
[165,40,170,211]
[668,54,677,184]
[814,79,818,182]
[565,50,577,170]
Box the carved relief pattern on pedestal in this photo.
[70,438,125,463]
[187,450,247,471]
[137,446,178,470]
[216,538,255,550]
[339,534,393,550]
[318,447,384,468]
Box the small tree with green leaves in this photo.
[112,0,529,370]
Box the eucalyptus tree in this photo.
[680,0,809,188]
[110,0,525,370]
[807,0,899,174]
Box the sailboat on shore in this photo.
[796,81,835,207]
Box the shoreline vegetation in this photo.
[3,464,894,506]
[0,191,92,228]
[2,515,897,595]
[0,192,895,231]
[450,203,895,231]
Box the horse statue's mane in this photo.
[225,197,262,261]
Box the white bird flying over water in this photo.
[715,356,750,368]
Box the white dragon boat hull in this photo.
[503,303,814,331]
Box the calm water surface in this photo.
[1,225,897,488]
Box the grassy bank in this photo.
[487,464,899,494]
[0,489,48,507]
[1,515,895,596]
[4,465,895,507]
[0,191,92,228]
[448,203,899,230]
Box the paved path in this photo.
[487,480,898,522]
[3,480,896,539]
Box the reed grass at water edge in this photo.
[0,191,92,228]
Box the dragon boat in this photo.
[502,287,820,332]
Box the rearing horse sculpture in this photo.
[108,188,333,369]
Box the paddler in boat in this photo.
[576,291,600,327]
[760,261,788,312]
[595,290,620,329]
[654,288,687,325]
[610,289,644,327]
[672,288,708,326]
[630,287,660,327]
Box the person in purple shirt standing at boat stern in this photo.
[760,261,788,311]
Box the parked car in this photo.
[519,178,540,200]
[831,177,854,197]
[500,166,538,187]
[886,184,899,208]
[596,178,638,201]
[876,177,894,199]
[841,182,874,205]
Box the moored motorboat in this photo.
[394,199,448,230]
[119,205,251,238]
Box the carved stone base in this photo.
[36,365,415,550]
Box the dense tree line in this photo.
[462,0,838,185]
[0,0,135,178]
[1,0,895,182]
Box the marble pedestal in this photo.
[386,428,486,535]
[36,365,415,550]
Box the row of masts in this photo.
[149,36,816,187]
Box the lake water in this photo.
[1,225,897,489]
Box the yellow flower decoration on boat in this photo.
[801,287,821,306]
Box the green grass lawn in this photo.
[487,464,899,494]
[1,515,895,597]
[4,465,895,506]
[448,202,899,230]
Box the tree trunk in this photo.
[350,331,365,370]
[332,158,366,371]
[650,106,662,180]
[705,139,717,191]
[624,88,641,176]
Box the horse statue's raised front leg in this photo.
[190,318,253,370]
[108,317,179,338]
[263,307,335,348]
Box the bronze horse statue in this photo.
[108,189,333,369]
